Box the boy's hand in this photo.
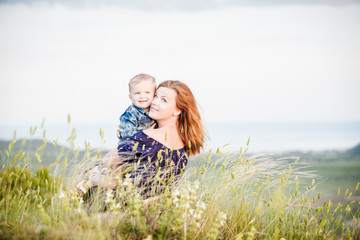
[117,124,121,139]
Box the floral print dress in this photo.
[117,131,188,192]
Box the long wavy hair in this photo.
[157,80,205,156]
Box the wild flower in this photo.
[196,201,206,210]
[58,191,65,199]
[189,209,194,216]
[105,190,113,203]
[173,189,180,197]
[219,212,227,226]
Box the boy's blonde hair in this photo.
[129,73,156,92]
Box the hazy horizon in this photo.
[1,120,359,153]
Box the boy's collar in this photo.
[132,104,150,114]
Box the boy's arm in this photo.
[117,124,121,139]
[119,110,140,139]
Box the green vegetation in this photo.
[307,160,360,197]
[273,146,360,198]
[0,124,359,239]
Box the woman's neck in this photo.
[144,117,183,149]
[156,117,178,129]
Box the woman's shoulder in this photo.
[143,128,161,140]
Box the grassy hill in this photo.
[0,138,109,177]
[0,138,359,239]
[274,143,360,197]
[1,138,359,196]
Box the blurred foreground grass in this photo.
[0,124,359,239]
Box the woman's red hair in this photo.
[158,80,205,156]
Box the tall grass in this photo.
[0,122,359,239]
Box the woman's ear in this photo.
[173,110,181,116]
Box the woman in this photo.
[78,80,205,195]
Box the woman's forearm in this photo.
[89,171,117,189]
[101,149,122,169]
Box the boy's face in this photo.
[129,80,156,110]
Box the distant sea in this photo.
[0,121,359,153]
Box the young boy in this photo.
[118,73,156,142]
[77,73,156,196]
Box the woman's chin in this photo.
[149,113,161,121]
[149,112,155,119]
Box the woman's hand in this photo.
[89,171,117,189]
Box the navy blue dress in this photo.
[117,131,188,191]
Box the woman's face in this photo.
[149,87,179,121]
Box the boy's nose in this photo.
[140,93,147,99]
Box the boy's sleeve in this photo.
[119,110,140,139]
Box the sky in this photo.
[0,1,360,129]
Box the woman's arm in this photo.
[89,171,118,189]
[101,149,122,169]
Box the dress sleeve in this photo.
[117,133,148,158]
[119,110,140,139]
